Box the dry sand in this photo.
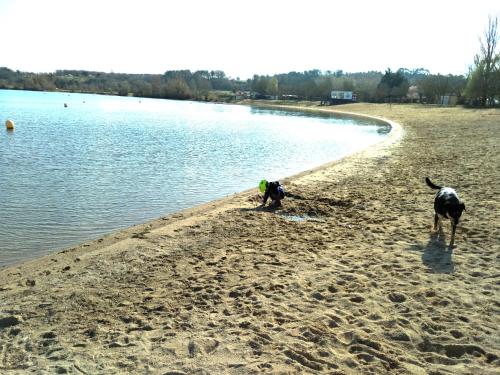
[0,103,499,374]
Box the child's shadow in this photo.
[240,204,282,213]
[408,229,455,273]
[240,190,307,214]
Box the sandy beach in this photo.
[1,103,499,374]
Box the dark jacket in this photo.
[263,181,285,204]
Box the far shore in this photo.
[0,103,498,374]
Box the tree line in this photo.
[0,17,498,106]
[250,68,472,104]
[0,68,246,101]
[0,67,477,104]
[249,16,499,106]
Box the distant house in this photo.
[329,90,357,104]
[231,90,251,101]
[439,95,457,106]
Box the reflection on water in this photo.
[0,90,388,266]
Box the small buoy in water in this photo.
[64,103,68,107]
[5,119,15,130]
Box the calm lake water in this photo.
[0,90,389,267]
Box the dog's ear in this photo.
[461,202,466,211]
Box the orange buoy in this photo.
[5,119,15,130]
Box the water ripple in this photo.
[0,90,387,266]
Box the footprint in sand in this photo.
[388,292,406,303]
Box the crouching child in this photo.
[259,179,285,207]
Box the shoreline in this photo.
[0,103,498,374]
[0,106,399,271]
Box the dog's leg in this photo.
[433,213,439,231]
[450,220,456,247]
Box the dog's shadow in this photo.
[408,229,455,273]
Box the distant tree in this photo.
[376,68,409,102]
[209,70,232,91]
[465,15,500,106]
[0,67,16,82]
[212,70,226,79]
[267,76,279,96]
[342,79,355,91]
[193,70,212,95]
[36,74,56,91]
[251,75,267,94]
[162,77,192,99]
[135,82,153,97]
[419,74,448,103]
[22,76,37,90]
[315,76,333,98]
[304,69,321,78]
[118,81,130,96]
[315,76,355,99]
[349,71,381,102]
[151,76,162,97]
[416,74,466,104]
[398,68,430,85]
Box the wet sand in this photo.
[0,103,499,374]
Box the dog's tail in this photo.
[425,177,442,190]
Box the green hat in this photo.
[259,179,268,193]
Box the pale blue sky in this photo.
[0,0,498,78]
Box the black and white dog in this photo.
[425,177,465,246]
